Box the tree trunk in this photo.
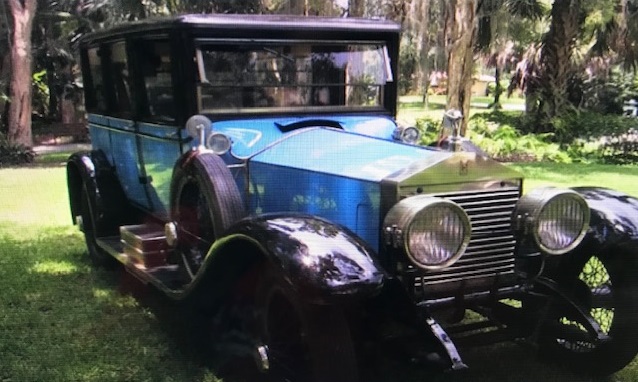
[491,66,502,109]
[46,61,59,120]
[348,0,365,17]
[410,0,430,97]
[289,0,308,15]
[7,0,37,147]
[0,52,10,133]
[538,0,582,125]
[444,0,477,136]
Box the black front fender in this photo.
[188,214,387,305]
[571,187,638,253]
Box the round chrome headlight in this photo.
[392,125,421,145]
[206,132,231,155]
[513,188,590,255]
[384,196,471,270]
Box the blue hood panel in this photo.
[214,115,406,159]
[250,127,445,182]
[213,116,451,251]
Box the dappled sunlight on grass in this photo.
[91,287,147,309]
[0,164,221,381]
[92,288,112,300]
[0,225,219,381]
[29,260,79,275]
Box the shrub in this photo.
[0,133,35,166]
[415,116,441,145]
[564,140,604,164]
[597,129,638,164]
[578,71,638,115]
[468,114,571,163]
[416,111,638,164]
[551,111,638,144]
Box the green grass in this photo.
[0,162,220,382]
[2,152,638,381]
[397,94,525,126]
[34,151,76,165]
[397,95,447,125]
[511,162,638,197]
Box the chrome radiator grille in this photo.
[405,186,520,293]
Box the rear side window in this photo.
[107,41,133,115]
[83,42,133,116]
[138,40,174,121]
[86,47,107,113]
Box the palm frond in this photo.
[505,0,547,21]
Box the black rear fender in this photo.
[66,150,129,235]
[67,151,97,224]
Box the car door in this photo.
[131,37,183,220]
[84,40,150,210]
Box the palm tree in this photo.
[477,0,546,110]
[537,0,584,124]
[444,0,546,135]
[588,0,638,73]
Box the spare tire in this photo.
[170,151,245,280]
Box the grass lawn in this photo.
[0,158,220,382]
[1,150,637,381]
[397,94,525,126]
[512,162,638,197]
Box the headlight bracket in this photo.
[384,225,403,249]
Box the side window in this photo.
[86,47,107,113]
[106,41,133,115]
[138,40,174,121]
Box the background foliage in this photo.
[2,0,638,152]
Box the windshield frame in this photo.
[194,38,394,115]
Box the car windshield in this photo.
[196,41,392,112]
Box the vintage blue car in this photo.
[67,14,638,382]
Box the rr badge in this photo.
[460,159,470,176]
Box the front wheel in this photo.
[538,245,638,375]
[255,268,359,382]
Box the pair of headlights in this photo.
[185,115,232,155]
[384,188,590,270]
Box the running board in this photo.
[96,224,184,294]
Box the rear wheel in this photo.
[255,268,359,382]
[538,246,638,375]
[79,184,114,267]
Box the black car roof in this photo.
[79,14,401,45]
